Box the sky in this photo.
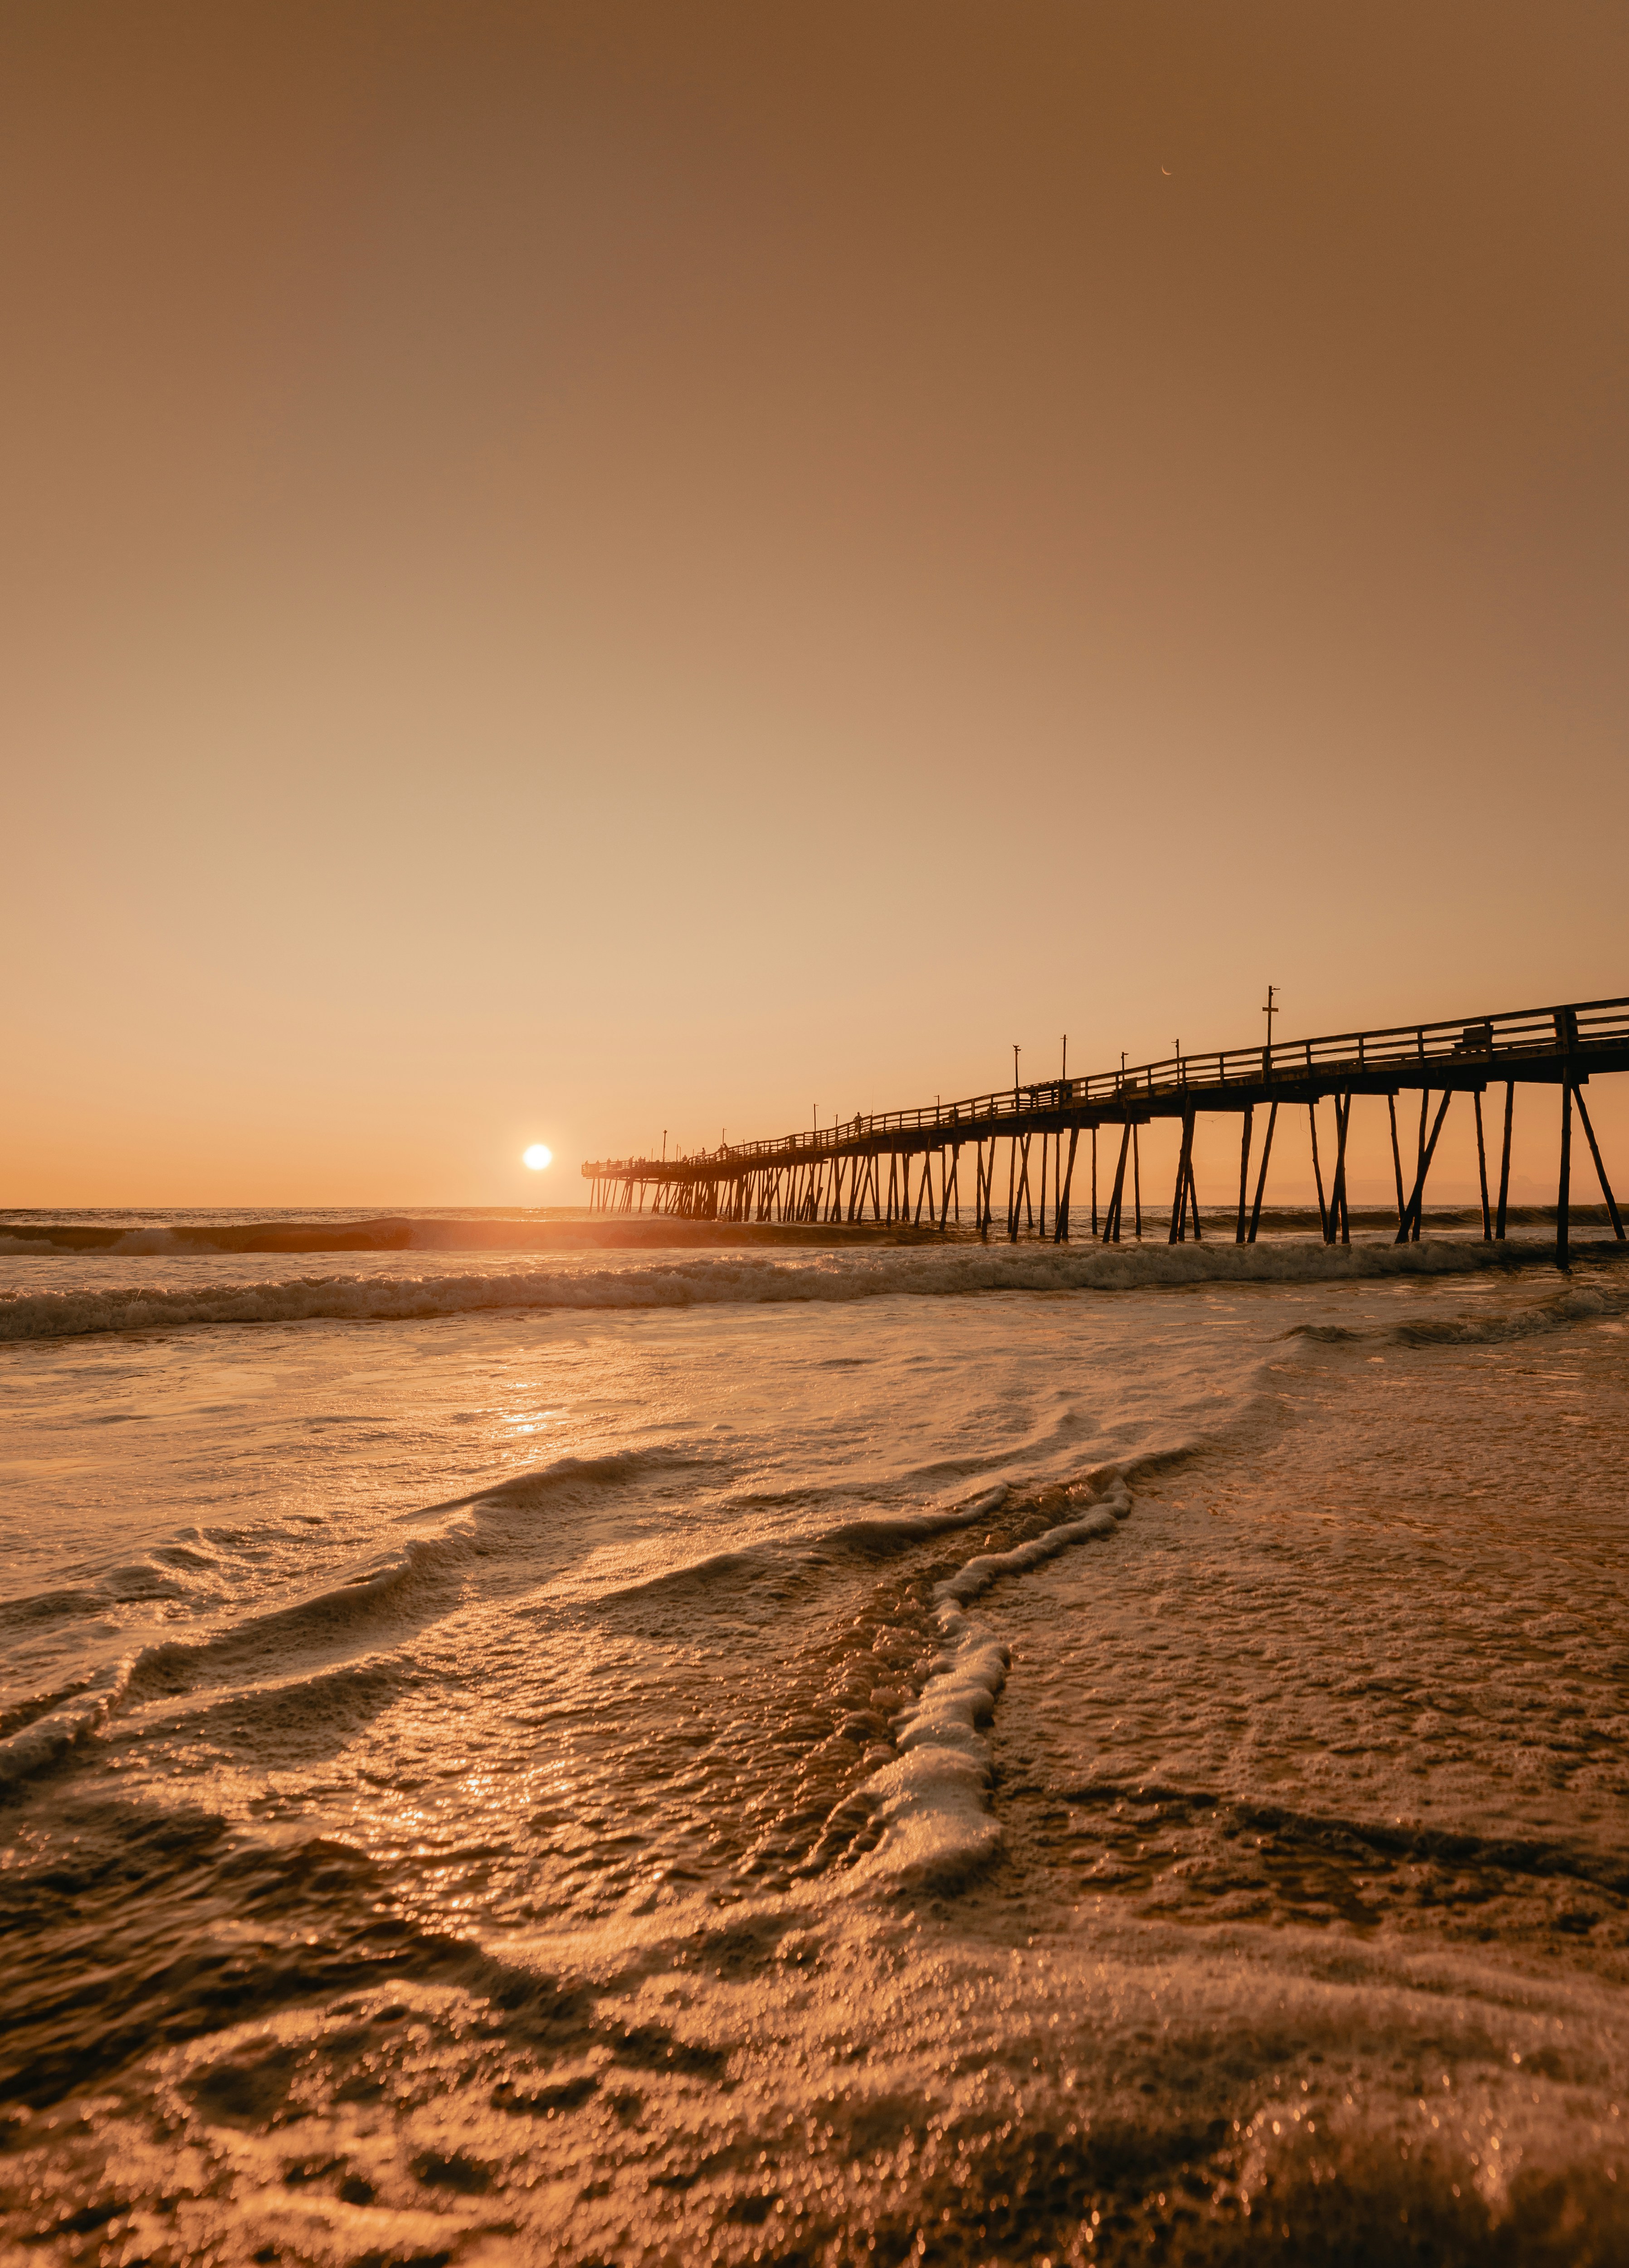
[4,1,1625,1209]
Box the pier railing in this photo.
[586,995,1629,1178]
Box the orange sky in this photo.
[4,2,1625,1209]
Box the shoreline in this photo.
[2,1205,1623,1259]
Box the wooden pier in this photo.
[583,996,1629,1261]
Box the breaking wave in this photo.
[0,1235,1585,1341]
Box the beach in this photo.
[2,1218,1626,2264]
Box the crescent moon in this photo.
[1161,166,1171,176]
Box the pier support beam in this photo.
[1247,1100,1278,1243]
[1496,1083,1514,1240]
[1473,1090,1491,1240]
[1574,1083,1625,1240]
[1558,1080,1572,1267]
[1056,1127,1079,1242]
[1235,1105,1253,1244]
[1102,1122,1132,1244]
[1327,1093,1351,1246]
[1395,1090,1453,1243]
[1168,1110,1200,1242]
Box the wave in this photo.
[602,1481,1018,1605]
[0,1444,738,1792]
[1286,1280,1626,1349]
[0,1235,1594,1341]
[0,1202,1613,1260]
[0,1656,139,1786]
[0,1516,481,1790]
[0,1216,912,1258]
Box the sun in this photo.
[522,1144,553,1171]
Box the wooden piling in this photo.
[1474,1090,1491,1240]
[1186,1136,1202,1240]
[1329,1093,1351,1247]
[1235,1105,1254,1244]
[1557,1080,1572,1266]
[1309,1103,1329,1243]
[1103,1122,1132,1244]
[1247,1100,1278,1242]
[1413,1090,1429,1242]
[1168,1121,1187,1243]
[1395,1090,1453,1243]
[1169,1111,1196,1244]
[1057,1126,1079,1242]
[1573,1082,1625,1240]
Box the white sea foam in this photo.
[842,1476,1132,1892]
[0,1234,1567,1341]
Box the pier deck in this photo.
[583,995,1629,1259]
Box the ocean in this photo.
[2,1211,1626,2266]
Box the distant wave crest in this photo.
[0,1237,1557,1341]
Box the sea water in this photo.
[1,1215,1625,2265]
